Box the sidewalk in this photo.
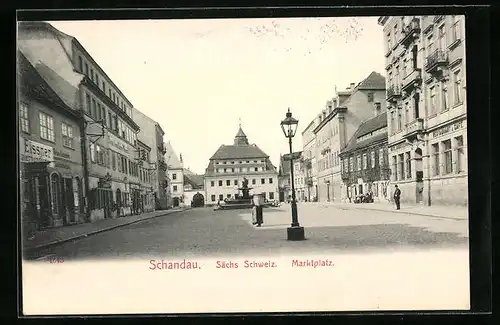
[23,207,191,252]
[299,202,468,220]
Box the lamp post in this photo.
[280,108,305,241]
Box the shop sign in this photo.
[20,138,54,167]
[54,149,71,160]
[390,142,409,152]
[432,120,464,139]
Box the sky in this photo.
[49,17,386,175]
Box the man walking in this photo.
[393,185,401,210]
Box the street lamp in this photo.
[280,108,305,241]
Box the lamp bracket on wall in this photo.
[86,120,106,145]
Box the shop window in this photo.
[392,156,398,181]
[456,136,465,173]
[39,112,55,142]
[398,154,405,180]
[443,140,453,174]
[50,173,60,215]
[432,143,440,176]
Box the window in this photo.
[427,34,434,57]
[392,156,398,180]
[398,154,405,180]
[443,140,453,174]
[438,24,446,50]
[269,192,275,200]
[90,69,94,81]
[19,102,29,133]
[218,194,223,201]
[396,108,403,131]
[453,70,462,104]
[97,103,102,121]
[456,136,465,173]
[405,102,410,125]
[405,152,412,179]
[101,106,106,123]
[430,86,437,115]
[367,92,374,102]
[112,152,116,170]
[254,167,258,172]
[362,153,367,169]
[211,195,216,202]
[371,151,376,168]
[218,180,223,186]
[226,180,230,186]
[107,112,112,129]
[102,81,106,92]
[39,112,54,142]
[173,185,177,192]
[379,149,384,167]
[61,123,74,149]
[85,62,89,75]
[261,178,265,184]
[234,180,238,185]
[78,57,83,71]
[452,16,461,42]
[252,179,256,185]
[442,81,449,111]
[211,181,215,187]
[223,168,227,173]
[269,178,273,184]
[95,74,99,86]
[432,143,440,176]
[349,157,353,171]
[390,111,395,133]
[90,143,96,163]
[357,156,361,171]
[343,158,348,172]
[91,98,97,118]
[117,154,122,172]
[231,168,235,172]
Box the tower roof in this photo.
[234,126,249,146]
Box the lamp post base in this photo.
[287,226,305,241]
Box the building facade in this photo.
[290,152,308,201]
[379,15,467,206]
[18,21,157,222]
[204,126,279,206]
[301,120,317,201]
[310,72,387,203]
[155,126,168,209]
[339,112,391,202]
[183,170,205,207]
[165,142,184,207]
[136,140,155,213]
[18,51,86,234]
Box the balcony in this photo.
[424,50,449,74]
[400,18,421,48]
[403,118,424,140]
[401,69,422,95]
[386,85,402,103]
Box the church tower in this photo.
[233,121,249,146]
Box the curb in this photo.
[24,207,191,254]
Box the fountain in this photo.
[218,177,254,210]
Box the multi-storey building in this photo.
[301,120,316,201]
[136,139,155,213]
[131,108,168,210]
[18,51,86,234]
[339,112,391,202]
[18,21,142,221]
[165,142,184,207]
[290,152,307,201]
[379,15,467,206]
[204,126,279,206]
[278,154,291,202]
[311,72,387,203]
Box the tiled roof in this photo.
[209,144,269,160]
[184,173,204,188]
[341,112,388,154]
[356,71,386,90]
[18,51,79,119]
[235,127,247,138]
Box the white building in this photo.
[165,141,184,207]
[204,126,279,206]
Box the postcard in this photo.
[18,15,470,315]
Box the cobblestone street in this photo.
[29,203,468,261]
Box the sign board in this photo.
[431,120,464,139]
[20,137,54,167]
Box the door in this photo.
[279,191,285,202]
[103,189,112,218]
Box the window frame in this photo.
[39,111,55,142]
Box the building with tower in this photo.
[204,124,279,206]
[165,141,184,207]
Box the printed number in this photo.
[49,256,64,263]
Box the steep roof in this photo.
[341,112,388,154]
[355,71,386,90]
[18,51,80,119]
[183,172,204,189]
[165,141,182,169]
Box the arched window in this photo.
[50,173,60,215]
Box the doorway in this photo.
[173,197,179,207]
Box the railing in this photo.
[401,69,422,93]
[403,118,424,137]
[400,18,421,47]
[424,49,448,72]
[386,85,402,100]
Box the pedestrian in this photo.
[393,185,401,210]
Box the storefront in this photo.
[20,137,85,231]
